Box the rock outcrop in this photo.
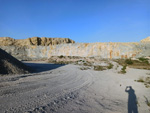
[0,48,30,74]
[141,36,150,42]
[0,37,150,60]
[0,37,75,46]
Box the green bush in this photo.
[107,63,114,69]
[59,55,64,58]
[138,57,149,64]
[139,57,148,62]
[121,65,126,74]
[125,59,133,65]
[137,78,144,83]
[138,57,148,62]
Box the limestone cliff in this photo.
[0,37,150,60]
[141,36,150,42]
[0,37,75,46]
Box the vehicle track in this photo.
[0,64,94,113]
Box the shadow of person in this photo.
[125,86,138,113]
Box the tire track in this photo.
[0,65,94,113]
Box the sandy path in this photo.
[0,62,150,113]
[0,63,93,113]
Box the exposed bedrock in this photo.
[0,37,150,60]
[0,37,75,46]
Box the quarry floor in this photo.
[0,61,150,113]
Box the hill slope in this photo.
[0,48,30,74]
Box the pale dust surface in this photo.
[0,61,150,113]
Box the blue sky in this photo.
[0,0,149,42]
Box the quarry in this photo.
[0,36,150,61]
[0,36,150,113]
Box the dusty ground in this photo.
[0,61,150,113]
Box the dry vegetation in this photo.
[48,56,150,73]
[135,77,150,88]
[93,65,107,71]
[144,96,150,107]
[80,67,91,70]
[119,65,127,74]
[48,55,114,71]
[114,57,150,70]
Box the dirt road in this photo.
[0,62,150,113]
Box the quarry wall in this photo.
[0,37,150,60]
[0,42,150,60]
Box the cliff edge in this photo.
[0,36,150,60]
[140,36,150,42]
[0,37,75,46]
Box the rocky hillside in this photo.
[140,36,150,42]
[0,48,30,74]
[0,37,75,46]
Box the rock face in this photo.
[0,37,75,46]
[141,36,150,42]
[0,48,30,74]
[0,37,150,60]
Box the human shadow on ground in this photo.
[24,62,65,73]
[125,86,138,113]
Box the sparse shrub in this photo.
[68,56,71,59]
[80,67,89,70]
[138,57,149,64]
[114,58,150,70]
[120,65,126,74]
[138,57,148,62]
[115,65,119,70]
[125,59,133,65]
[59,55,64,58]
[146,60,149,64]
[145,84,150,88]
[137,77,144,83]
[58,61,66,64]
[83,62,88,66]
[145,77,150,84]
[147,101,150,107]
[94,65,106,71]
[144,96,150,107]
[83,62,92,66]
[107,63,114,69]
[135,77,150,88]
